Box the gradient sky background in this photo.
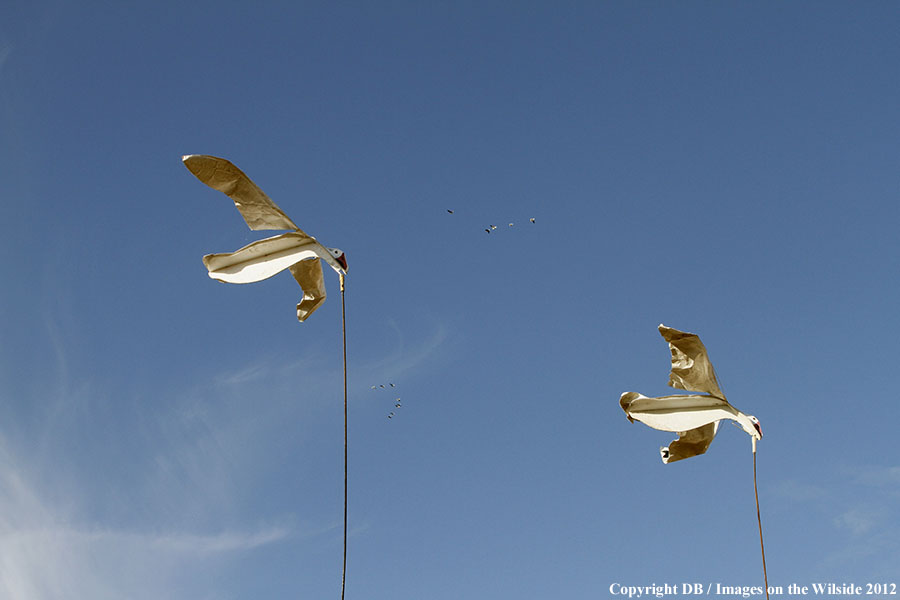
[2,2,899,598]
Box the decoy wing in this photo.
[619,392,731,433]
[662,422,720,464]
[203,231,321,284]
[183,154,301,232]
[289,258,327,322]
[658,324,725,399]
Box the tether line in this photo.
[753,443,769,600]
[340,273,348,600]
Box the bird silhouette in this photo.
[619,324,762,463]
[183,155,347,322]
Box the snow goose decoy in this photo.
[620,324,762,463]
[183,155,347,322]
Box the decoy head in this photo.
[744,415,762,439]
[325,247,348,273]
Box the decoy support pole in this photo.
[753,441,769,600]
[340,273,348,600]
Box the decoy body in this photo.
[620,324,762,464]
[183,155,347,322]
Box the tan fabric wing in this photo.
[658,324,725,399]
[183,155,301,231]
[289,259,327,322]
[664,422,719,463]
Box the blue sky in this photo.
[2,1,899,598]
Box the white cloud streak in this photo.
[774,464,900,578]
[0,436,290,600]
[351,321,450,386]
[850,464,900,487]
[0,303,450,599]
[833,505,885,536]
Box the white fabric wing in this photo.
[619,392,733,433]
[203,232,321,284]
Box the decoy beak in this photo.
[336,253,348,272]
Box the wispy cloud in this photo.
[833,505,886,536]
[353,320,450,384]
[771,466,898,530]
[818,527,900,580]
[214,360,273,386]
[768,479,828,502]
[146,527,290,553]
[849,464,900,487]
[0,307,321,600]
[0,526,291,600]
[0,435,291,600]
[777,464,900,578]
[222,320,452,397]
[0,524,291,556]
[0,299,450,599]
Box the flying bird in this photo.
[530,218,535,224]
[183,155,347,322]
[619,324,762,464]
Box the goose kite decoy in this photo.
[183,154,347,322]
[619,324,762,464]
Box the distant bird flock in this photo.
[371,382,402,419]
[445,209,536,233]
